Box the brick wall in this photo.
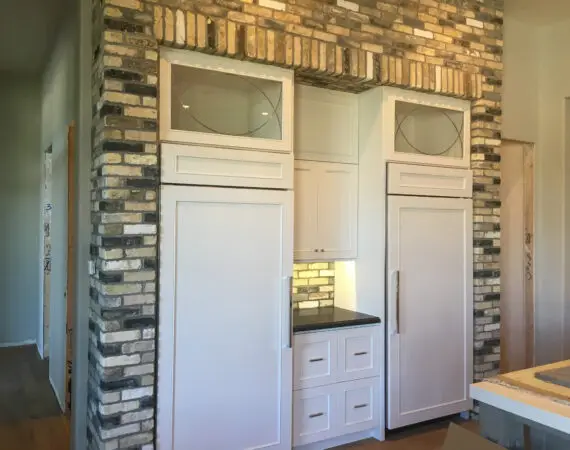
[293,262,335,308]
[90,0,503,447]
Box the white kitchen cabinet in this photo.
[293,325,381,448]
[160,48,294,153]
[294,161,358,261]
[386,194,473,429]
[161,142,293,190]
[380,87,471,168]
[295,85,358,164]
[293,385,336,445]
[294,331,337,390]
[158,185,293,450]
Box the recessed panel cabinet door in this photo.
[294,161,320,260]
[318,163,358,260]
[386,195,473,429]
[158,185,293,450]
[294,161,358,261]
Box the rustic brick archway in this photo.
[90,0,502,447]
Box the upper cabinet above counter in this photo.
[294,85,359,165]
[160,49,294,153]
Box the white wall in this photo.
[40,13,77,409]
[533,22,568,364]
[0,75,42,345]
[502,16,539,143]
[503,17,570,364]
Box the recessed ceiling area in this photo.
[506,0,570,24]
[0,0,72,74]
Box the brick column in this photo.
[89,0,159,448]
[472,71,503,382]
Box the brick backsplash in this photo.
[293,262,335,309]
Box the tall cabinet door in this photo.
[158,185,293,450]
[386,195,473,429]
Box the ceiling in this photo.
[0,0,72,74]
[506,0,570,24]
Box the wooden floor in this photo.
[334,418,478,450]
[0,416,474,449]
[0,345,61,421]
[0,416,70,450]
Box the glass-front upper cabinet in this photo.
[160,48,294,153]
[381,87,471,168]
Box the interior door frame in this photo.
[500,138,535,372]
[66,122,76,414]
[386,194,473,429]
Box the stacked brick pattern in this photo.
[90,0,503,447]
[293,262,335,308]
[90,0,159,448]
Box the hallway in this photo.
[0,346,61,422]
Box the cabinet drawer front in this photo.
[161,143,293,189]
[340,378,380,434]
[338,326,380,382]
[293,387,335,446]
[294,332,337,389]
[388,163,473,198]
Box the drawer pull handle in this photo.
[354,403,368,409]
[354,351,368,356]
[309,357,324,362]
[309,412,325,418]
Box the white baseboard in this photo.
[50,375,65,413]
[0,339,37,348]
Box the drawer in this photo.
[339,378,380,435]
[294,331,337,389]
[293,386,335,446]
[293,378,381,447]
[161,142,293,189]
[338,326,381,382]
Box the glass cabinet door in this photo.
[382,87,471,168]
[395,101,464,159]
[161,50,293,152]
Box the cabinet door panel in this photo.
[295,85,358,164]
[160,49,294,153]
[386,195,473,429]
[318,163,358,259]
[294,161,320,261]
[158,185,293,450]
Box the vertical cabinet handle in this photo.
[288,276,293,349]
[395,270,400,335]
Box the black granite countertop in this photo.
[293,306,381,333]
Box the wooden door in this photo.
[318,162,358,260]
[387,195,473,429]
[294,161,319,260]
[158,185,293,450]
[500,141,534,372]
